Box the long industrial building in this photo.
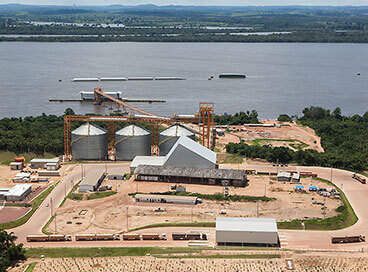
[134,165,247,187]
[130,136,217,172]
[30,158,60,169]
[0,184,32,201]
[216,217,279,247]
[134,194,200,205]
[78,169,106,192]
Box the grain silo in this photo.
[115,124,151,161]
[159,124,195,155]
[71,123,108,160]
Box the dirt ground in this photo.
[11,251,368,272]
[48,175,341,235]
[215,121,323,153]
[0,206,31,223]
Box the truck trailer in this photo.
[331,235,365,244]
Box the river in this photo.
[0,42,367,118]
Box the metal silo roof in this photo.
[116,125,150,136]
[72,123,107,136]
[160,124,195,137]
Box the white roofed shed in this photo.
[216,217,279,246]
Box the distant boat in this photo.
[219,73,246,78]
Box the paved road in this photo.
[10,163,368,250]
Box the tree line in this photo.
[227,106,368,171]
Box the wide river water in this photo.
[0,42,367,118]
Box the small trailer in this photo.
[331,235,365,244]
[172,232,207,241]
[122,234,141,241]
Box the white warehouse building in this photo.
[216,217,279,247]
[0,184,32,202]
[130,136,217,172]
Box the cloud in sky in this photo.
[0,0,367,6]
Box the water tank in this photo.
[115,125,151,161]
[71,123,108,160]
[159,124,195,155]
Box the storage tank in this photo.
[71,123,108,160]
[115,125,151,161]
[159,124,195,155]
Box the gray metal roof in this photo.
[72,123,107,136]
[116,124,150,136]
[134,165,246,180]
[165,136,216,164]
[160,124,195,137]
[277,171,291,178]
[216,217,278,233]
[79,168,105,187]
[30,158,59,163]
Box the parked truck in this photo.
[76,233,120,241]
[141,233,166,240]
[172,232,207,241]
[331,235,366,244]
[122,234,141,241]
[26,234,72,242]
[352,173,366,184]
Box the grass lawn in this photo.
[25,247,279,259]
[251,138,308,150]
[25,262,37,272]
[87,191,117,200]
[129,191,275,202]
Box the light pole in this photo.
[126,207,129,230]
[50,197,53,217]
[54,212,57,233]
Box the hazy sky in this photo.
[0,0,367,6]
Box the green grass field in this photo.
[25,247,280,259]
[86,191,117,200]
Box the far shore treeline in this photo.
[0,106,368,171]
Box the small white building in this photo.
[30,158,60,169]
[135,194,199,205]
[0,184,32,201]
[277,171,291,182]
[79,169,106,192]
[13,172,31,183]
[216,217,279,247]
[292,173,300,183]
[10,162,23,170]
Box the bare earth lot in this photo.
[10,251,368,272]
[47,175,341,235]
[215,121,324,153]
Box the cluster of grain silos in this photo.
[71,122,196,160]
[71,123,108,160]
[115,125,152,161]
[159,124,195,155]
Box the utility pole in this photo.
[191,207,194,222]
[330,167,333,183]
[126,207,129,230]
[54,213,57,233]
[256,200,259,218]
[64,184,66,197]
[50,197,53,217]
[264,183,267,197]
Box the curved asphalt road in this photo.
[10,163,368,250]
